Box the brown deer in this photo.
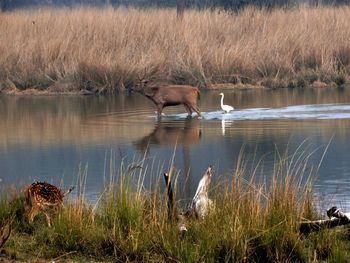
[24,182,74,227]
[133,79,201,117]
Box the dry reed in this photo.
[0,6,349,93]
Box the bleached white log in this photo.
[299,206,350,234]
[189,166,214,219]
[163,166,214,236]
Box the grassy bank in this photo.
[0,6,349,94]
[1,151,350,262]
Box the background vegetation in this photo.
[2,0,350,11]
[0,6,349,94]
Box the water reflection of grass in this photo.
[1,94,349,148]
[1,149,350,262]
[0,96,155,147]
[0,7,349,94]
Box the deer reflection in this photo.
[133,118,202,154]
[133,118,201,198]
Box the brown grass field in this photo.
[0,6,350,94]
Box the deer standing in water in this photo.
[133,79,201,118]
[24,182,74,227]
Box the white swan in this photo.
[219,93,234,113]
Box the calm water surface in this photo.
[1,88,350,210]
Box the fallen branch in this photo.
[164,168,350,235]
[299,206,350,234]
[163,166,214,236]
[163,172,176,219]
[187,166,214,219]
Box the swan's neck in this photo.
[220,95,224,107]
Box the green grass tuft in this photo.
[1,149,350,261]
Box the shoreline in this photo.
[0,80,347,96]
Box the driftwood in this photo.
[164,169,350,236]
[299,206,350,234]
[163,171,187,235]
[187,166,214,219]
[163,172,176,219]
[163,166,214,235]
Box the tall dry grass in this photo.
[0,6,349,93]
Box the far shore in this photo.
[1,80,348,96]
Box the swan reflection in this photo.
[221,117,233,136]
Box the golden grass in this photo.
[0,6,350,93]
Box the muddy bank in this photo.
[1,79,347,96]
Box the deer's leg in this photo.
[27,205,39,223]
[43,212,52,228]
[192,105,201,117]
[184,104,192,117]
[156,104,164,117]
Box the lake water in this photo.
[1,88,350,210]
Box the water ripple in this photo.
[165,103,350,121]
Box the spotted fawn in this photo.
[24,182,74,227]
[0,217,13,249]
